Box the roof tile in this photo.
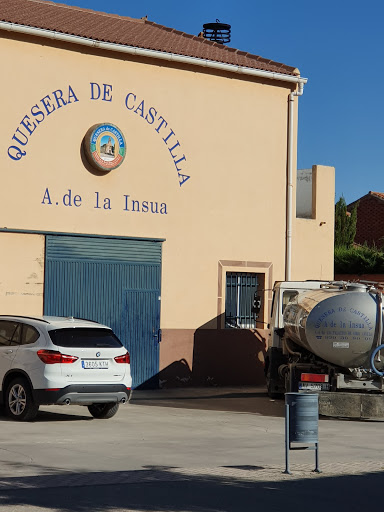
[371,192,384,200]
[0,0,298,76]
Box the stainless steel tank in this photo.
[283,285,380,368]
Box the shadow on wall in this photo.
[140,314,268,389]
[157,358,193,388]
[191,315,267,387]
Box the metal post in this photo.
[284,403,291,474]
[313,442,321,473]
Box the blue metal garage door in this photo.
[44,235,162,388]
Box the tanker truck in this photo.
[264,280,384,418]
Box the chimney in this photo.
[203,20,231,44]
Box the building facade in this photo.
[348,192,384,248]
[0,0,335,388]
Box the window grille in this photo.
[225,272,259,328]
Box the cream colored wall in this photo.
[0,233,44,314]
[0,33,320,329]
[292,165,335,280]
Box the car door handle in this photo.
[5,349,13,354]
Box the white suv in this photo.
[0,316,132,421]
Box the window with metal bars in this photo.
[225,272,259,329]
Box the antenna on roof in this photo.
[203,19,231,44]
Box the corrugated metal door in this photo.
[125,289,161,389]
[44,235,162,388]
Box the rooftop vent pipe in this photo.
[203,20,231,44]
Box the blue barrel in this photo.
[285,393,319,443]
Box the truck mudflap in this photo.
[319,392,384,419]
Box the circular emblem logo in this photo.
[83,123,126,172]
[96,352,101,358]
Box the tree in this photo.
[334,196,358,248]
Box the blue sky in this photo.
[57,0,384,204]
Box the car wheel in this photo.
[88,403,119,419]
[6,378,39,421]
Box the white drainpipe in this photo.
[286,82,305,281]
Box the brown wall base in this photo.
[159,328,268,388]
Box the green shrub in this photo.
[334,245,384,274]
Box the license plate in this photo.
[81,360,109,369]
[299,382,330,391]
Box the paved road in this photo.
[0,387,382,511]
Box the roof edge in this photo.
[370,191,384,201]
[0,20,308,85]
[348,191,384,207]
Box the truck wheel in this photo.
[5,378,39,421]
[266,363,283,398]
[88,403,119,419]
[285,370,299,393]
